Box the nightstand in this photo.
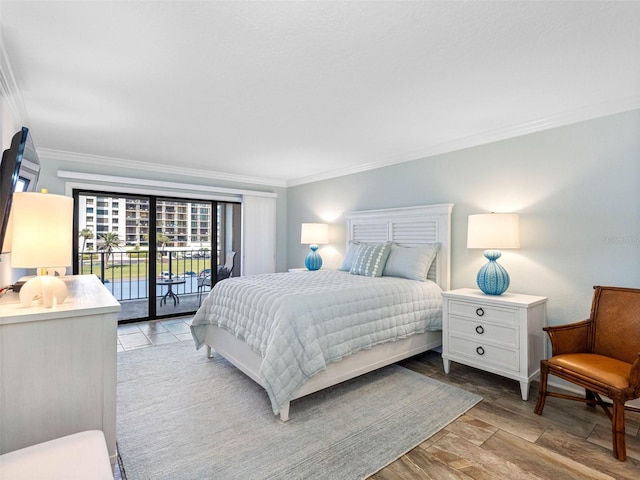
[441,288,548,401]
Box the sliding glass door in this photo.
[73,190,240,323]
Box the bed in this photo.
[191,203,453,420]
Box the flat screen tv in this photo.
[0,127,40,254]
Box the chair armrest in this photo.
[543,319,592,356]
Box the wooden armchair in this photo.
[534,285,640,461]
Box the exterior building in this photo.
[78,195,213,251]
[78,195,127,252]
[125,198,150,247]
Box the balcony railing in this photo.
[79,249,218,304]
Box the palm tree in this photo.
[142,232,173,272]
[157,233,171,251]
[97,232,121,268]
[79,228,94,256]
[142,232,171,251]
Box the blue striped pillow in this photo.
[350,242,392,277]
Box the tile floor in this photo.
[117,316,193,352]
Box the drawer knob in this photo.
[475,325,485,335]
[475,307,485,317]
[476,346,485,356]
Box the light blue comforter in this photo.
[191,270,442,415]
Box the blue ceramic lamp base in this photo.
[476,249,510,295]
[305,245,323,271]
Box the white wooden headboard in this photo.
[344,203,453,291]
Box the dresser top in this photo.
[442,288,548,307]
[0,275,120,325]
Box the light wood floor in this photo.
[371,351,640,480]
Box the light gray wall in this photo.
[6,108,639,328]
[287,109,640,327]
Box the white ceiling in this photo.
[1,1,639,187]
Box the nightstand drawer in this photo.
[449,335,519,372]
[448,300,518,324]
[448,315,519,348]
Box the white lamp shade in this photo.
[467,213,520,249]
[10,192,74,268]
[300,223,329,245]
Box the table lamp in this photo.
[467,213,520,295]
[10,190,73,307]
[300,223,328,271]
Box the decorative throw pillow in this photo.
[382,243,440,281]
[350,242,392,277]
[339,241,361,271]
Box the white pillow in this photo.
[382,243,440,281]
[339,241,361,271]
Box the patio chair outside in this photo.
[197,251,236,306]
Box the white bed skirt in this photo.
[203,325,442,421]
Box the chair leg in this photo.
[612,401,626,461]
[585,389,597,407]
[534,362,549,415]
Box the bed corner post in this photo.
[206,345,212,358]
[279,402,290,422]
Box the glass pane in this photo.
[78,194,150,321]
[76,192,240,323]
[155,199,213,316]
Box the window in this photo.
[74,190,241,323]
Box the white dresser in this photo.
[441,288,547,401]
[0,275,120,464]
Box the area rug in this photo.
[117,341,481,480]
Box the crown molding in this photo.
[44,92,640,190]
[286,97,640,187]
[8,49,639,192]
[0,30,28,125]
[41,148,287,188]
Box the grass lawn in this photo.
[80,258,213,281]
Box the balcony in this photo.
[79,249,220,323]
